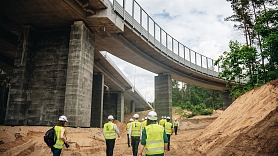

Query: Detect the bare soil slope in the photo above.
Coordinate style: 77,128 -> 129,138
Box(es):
0,79 -> 278,155
192,79 -> 278,155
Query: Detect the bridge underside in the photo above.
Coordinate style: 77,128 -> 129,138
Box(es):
2,21 -> 151,127
0,0 -> 233,126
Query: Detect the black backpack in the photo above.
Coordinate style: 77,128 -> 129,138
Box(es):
44,126 -> 57,146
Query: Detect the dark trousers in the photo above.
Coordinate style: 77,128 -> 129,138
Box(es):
174,126 -> 178,135
131,136 -> 140,156
166,134 -> 171,150
127,134 -> 130,147
106,139 -> 115,156
51,146 -> 62,156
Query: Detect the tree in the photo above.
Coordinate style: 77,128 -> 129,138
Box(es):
254,9 -> 278,81
215,41 -> 261,97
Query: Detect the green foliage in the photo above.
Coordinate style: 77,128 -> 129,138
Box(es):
216,7 -> 278,98
255,9 -> 278,82
215,41 -> 264,97
172,81 -> 222,118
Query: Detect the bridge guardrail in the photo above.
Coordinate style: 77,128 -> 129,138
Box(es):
111,0 -> 222,79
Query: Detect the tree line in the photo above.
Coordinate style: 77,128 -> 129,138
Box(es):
216,0 -> 278,97
172,80 -> 223,118
172,0 -> 277,117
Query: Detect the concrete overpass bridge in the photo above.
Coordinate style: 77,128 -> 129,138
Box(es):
0,0 -> 233,127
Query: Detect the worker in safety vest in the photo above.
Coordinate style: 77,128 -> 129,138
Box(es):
138,111 -> 168,156
165,116 -> 174,151
159,116 -> 165,127
173,118 -> 180,135
103,115 -> 120,156
126,118 -> 134,147
51,115 -> 69,156
141,117 -> 147,131
129,113 -> 142,156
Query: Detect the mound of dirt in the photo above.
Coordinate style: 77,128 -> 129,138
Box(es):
192,79 -> 278,155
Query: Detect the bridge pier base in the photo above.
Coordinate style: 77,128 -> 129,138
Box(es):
103,91 -> 124,125
91,73 -> 104,128
222,91 -> 234,109
130,100 -> 135,113
116,92 -> 124,122
5,26 -> 73,126
64,21 -> 95,127
154,73 -> 172,119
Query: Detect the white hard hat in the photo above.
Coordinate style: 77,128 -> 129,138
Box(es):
58,115 -> 68,122
145,117 -> 147,120
108,115 -> 114,120
166,116 -> 170,119
147,111 -> 157,120
133,114 -> 139,118
163,116 -> 166,119
142,118 -> 145,121
129,118 -> 134,122
175,118 -> 177,120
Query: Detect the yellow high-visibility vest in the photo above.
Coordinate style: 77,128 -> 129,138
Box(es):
126,122 -> 131,131
53,126 -> 65,149
141,120 -> 147,130
165,122 -> 172,134
159,119 -> 165,126
174,121 -> 179,126
131,121 -> 141,136
145,124 -> 165,155
103,122 -> 116,140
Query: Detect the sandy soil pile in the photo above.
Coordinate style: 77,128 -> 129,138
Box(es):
191,79 -> 278,155
0,79 -> 278,155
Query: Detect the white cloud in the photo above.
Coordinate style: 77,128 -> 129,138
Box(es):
107,0 -> 246,102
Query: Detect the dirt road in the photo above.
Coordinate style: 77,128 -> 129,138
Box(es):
0,121 -> 207,156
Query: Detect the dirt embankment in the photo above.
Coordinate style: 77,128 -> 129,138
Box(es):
1,79 -> 278,155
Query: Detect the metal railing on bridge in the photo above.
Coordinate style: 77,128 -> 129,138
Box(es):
111,0 -> 223,78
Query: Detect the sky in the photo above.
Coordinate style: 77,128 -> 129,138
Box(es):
107,0 -> 245,102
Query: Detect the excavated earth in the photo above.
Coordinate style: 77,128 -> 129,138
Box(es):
0,79 -> 278,156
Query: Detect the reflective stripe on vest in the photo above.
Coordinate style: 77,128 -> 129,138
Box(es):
165,122 -> 172,134
104,122 -> 116,140
145,124 -> 165,155
174,121 -> 178,126
131,121 -> 141,136
53,126 -> 65,149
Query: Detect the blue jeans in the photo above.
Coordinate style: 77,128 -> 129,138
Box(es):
51,146 -> 62,156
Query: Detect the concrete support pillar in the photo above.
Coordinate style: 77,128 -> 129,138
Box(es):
91,73 -> 104,128
5,26 -> 71,126
64,21 -> 95,127
154,74 -> 172,118
116,92 -> 124,122
222,91 -> 233,109
5,26 -> 34,125
103,92 -> 118,126
130,100 -> 135,113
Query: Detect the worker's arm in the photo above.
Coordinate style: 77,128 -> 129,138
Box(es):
138,128 -> 146,156
60,128 -> 67,143
163,130 -> 168,151
114,124 -> 120,138
129,123 -> 133,138
138,144 -> 145,156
